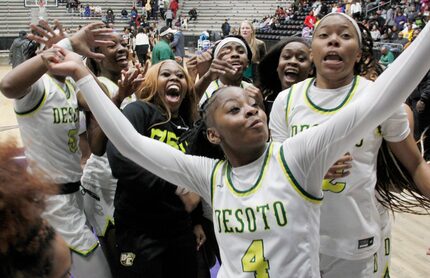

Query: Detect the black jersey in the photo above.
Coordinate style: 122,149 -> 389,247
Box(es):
107,101 -> 192,236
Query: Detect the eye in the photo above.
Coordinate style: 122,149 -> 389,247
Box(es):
318,33 -> 328,39
341,33 -> 352,39
176,72 -> 184,79
297,55 -> 307,62
228,106 -> 240,114
161,72 -> 170,77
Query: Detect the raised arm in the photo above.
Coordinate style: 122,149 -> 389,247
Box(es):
284,22 -> 430,195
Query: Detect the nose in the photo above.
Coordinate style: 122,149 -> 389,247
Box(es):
327,34 -> 340,47
287,56 -> 299,65
245,104 -> 258,117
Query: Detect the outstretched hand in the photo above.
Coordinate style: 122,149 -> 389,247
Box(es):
41,46 -> 88,80
28,19 -> 66,49
69,22 -> 115,61
117,61 -> 149,104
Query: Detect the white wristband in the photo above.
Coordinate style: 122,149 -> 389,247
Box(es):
57,38 -> 73,51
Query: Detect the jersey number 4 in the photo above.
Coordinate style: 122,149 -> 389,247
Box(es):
241,240 -> 270,278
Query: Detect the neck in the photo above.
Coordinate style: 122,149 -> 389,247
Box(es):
223,143 -> 266,167
315,74 -> 355,89
49,73 -> 66,83
219,75 -> 242,87
100,69 -> 121,83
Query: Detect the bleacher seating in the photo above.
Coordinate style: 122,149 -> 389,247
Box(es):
178,0 -> 287,36
0,0 -> 134,38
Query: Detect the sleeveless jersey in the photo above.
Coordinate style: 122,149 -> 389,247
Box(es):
15,74 -> 82,184
279,77 -> 409,259
211,142 -> 321,278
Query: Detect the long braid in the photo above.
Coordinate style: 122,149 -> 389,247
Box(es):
180,91 -> 224,159
376,140 -> 430,214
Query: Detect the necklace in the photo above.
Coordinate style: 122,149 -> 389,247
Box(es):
170,116 -> 189,131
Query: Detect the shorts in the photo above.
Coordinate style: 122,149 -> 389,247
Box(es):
374,211 -> 392,278
43,192 -> 99,256
320,253 -> 376,278
82,179 -> 116,236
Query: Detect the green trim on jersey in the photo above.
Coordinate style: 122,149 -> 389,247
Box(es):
305,76 -> 359,114
277,145 -> 323,204
69,241 -> 99,256
224,143 -> 273,197
284,86 -> 294,126
48,75 -> 75,100
15,90 -> 47,116
211,160 -> 225,205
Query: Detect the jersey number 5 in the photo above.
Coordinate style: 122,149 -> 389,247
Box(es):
241,240 -> 270,278
68,129 -> 78,153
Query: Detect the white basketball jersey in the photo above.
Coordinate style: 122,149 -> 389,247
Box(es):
282,77 -> 408,259
15,74 -> 82,184
199,79 -> 252,107
212,143 -> 321,278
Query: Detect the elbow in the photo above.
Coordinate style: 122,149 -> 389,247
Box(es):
0,79 -> 16,99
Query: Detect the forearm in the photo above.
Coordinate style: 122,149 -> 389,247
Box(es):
412,161 -> 430,199
0,55 -> 47,99
195,72 -> 214,100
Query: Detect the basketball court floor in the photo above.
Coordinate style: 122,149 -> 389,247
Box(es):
0,65 -> 428,277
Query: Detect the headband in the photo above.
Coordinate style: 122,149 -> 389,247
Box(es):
213,37 -> 248,59
315,12 -> 362,47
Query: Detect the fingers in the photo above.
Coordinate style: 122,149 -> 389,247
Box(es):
53,19 -> 65,37
85,52 -> 105,62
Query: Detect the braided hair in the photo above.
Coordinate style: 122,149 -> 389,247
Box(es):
180,90 -> 224,159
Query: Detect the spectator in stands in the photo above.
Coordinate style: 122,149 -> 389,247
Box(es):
134,27 -> 150,64
189,7 -> 198,21
350,0 -> 362,19
166,9 -> 173,28
379,45 -> 395,66
145,0 -> 152,20
170,26 -> 185,65
239,20 -> 266,81
394,10 -> 407,30
395,31 -> 409,46
304,10 -> 317,29
221,19 -> 231,37
84,4 -> 91,17
106,8 -> 115,24
371,24 -> 382,41
131,6 -> 138,20
9,31 -> 31,68
404,27 -> 421,48
385,6 -> 395,28
182,16 -> 188,30
159,0 -> 165,20
121,8 -> 128,19
170,0 -> 179,18
152,26 -> 176,65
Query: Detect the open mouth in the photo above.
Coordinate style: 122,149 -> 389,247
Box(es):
323,52 -> 343,63
165,84 -> 181,102
283,68 -> 299,80
116,54 -> 129,67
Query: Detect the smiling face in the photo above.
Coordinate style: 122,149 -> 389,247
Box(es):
311,15 -> 362,88
157,60 -> 188,114
99,33 -> 129,73
277,41 -> 312,89
217,41 -> 249,78
206,87 -> 268,162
